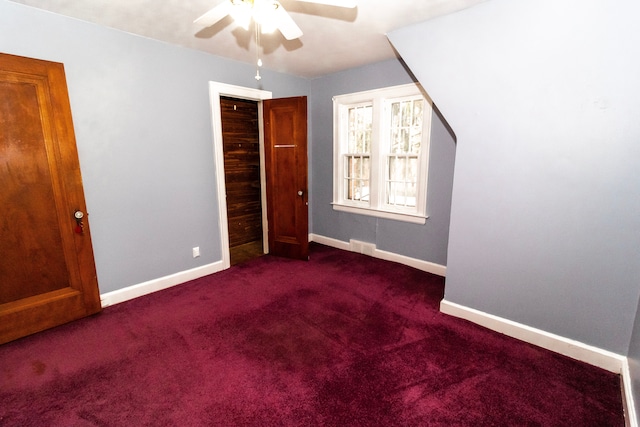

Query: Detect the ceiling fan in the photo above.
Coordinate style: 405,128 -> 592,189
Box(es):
194,0 -> 357,41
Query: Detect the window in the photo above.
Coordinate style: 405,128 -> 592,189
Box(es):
332,83 -> 432,224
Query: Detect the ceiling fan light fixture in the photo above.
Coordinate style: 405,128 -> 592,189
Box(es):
229,1 -> 253,30
260,22 -> 278,34
253,1 -> 280,33
195,0 -> 358,80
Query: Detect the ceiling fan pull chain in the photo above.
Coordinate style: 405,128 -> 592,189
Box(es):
255,22 -> 262,80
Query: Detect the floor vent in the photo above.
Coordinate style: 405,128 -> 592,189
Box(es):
349,239 -> 376,256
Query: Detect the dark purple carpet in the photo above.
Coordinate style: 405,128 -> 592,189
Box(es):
0,244 -> 624,425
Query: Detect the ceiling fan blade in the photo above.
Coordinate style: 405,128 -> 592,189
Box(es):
274,4 -> 303,40
295,0 -> 357,8
194,1 -> 233,27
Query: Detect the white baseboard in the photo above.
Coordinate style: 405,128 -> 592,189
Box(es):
309,233 -> 351,251
100,261 -> 225,308
309,233 -> 446,277
621,359 -> 638,427
440,299 -> 625,373
374,248 -> 446,277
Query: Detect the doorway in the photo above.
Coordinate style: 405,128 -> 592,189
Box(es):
208,82 -> 309,268
209,83 -> 272,269
220,96 -> 264,265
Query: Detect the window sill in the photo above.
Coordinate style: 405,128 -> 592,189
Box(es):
332,203 -> 427,225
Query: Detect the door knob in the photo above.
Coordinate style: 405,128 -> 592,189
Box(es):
297,190 -> 304,196
74,210 -> 84,234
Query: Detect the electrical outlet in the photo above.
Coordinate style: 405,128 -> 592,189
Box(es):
192,247 -> 200,258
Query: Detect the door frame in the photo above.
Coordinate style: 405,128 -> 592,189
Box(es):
209,82 -> 272,269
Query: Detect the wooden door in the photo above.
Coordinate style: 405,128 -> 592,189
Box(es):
220,96 -> 264,265
0,53 -> 101,344
263,97 -> 309,260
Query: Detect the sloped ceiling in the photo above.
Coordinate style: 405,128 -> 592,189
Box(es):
8,0 -> 485,77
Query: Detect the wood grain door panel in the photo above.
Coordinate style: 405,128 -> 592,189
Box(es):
0,53 -> 101,344
263,97 -> 308,260
0,79 -> 70,302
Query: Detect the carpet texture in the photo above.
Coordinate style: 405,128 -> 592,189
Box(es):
0,244 -> 624,425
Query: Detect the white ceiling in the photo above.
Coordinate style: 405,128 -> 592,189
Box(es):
8,0 -> 485,78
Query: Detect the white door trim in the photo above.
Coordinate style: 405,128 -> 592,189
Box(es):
208,82 -> 272,269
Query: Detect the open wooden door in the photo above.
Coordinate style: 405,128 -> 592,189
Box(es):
0,53 -> 101,344
263,97 -> 308,260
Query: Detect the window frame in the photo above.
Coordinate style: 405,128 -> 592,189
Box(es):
332,83 -> 432,224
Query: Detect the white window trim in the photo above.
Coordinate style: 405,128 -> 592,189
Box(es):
332,83 -> 432,225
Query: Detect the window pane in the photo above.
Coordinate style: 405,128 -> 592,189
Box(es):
390,129 -> 400,154
345,155 -> 370,202
410,100 -> 423,154
388,156 -> 404,181
386,155 -> 418,207
384,96 -> 424,210
402,101 -> 412,127
346,178 -> 370,201
348,105 -> 372,153
412,100 -> 423,127
389,99 -> 423,155
387,181 -> 417,207
347,155 -> 370,179
408,157 -> 418,183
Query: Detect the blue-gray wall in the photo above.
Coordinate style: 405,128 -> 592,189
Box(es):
388,0 -> 640,356
309,60 -> 456,265
0,0 -> 308,293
